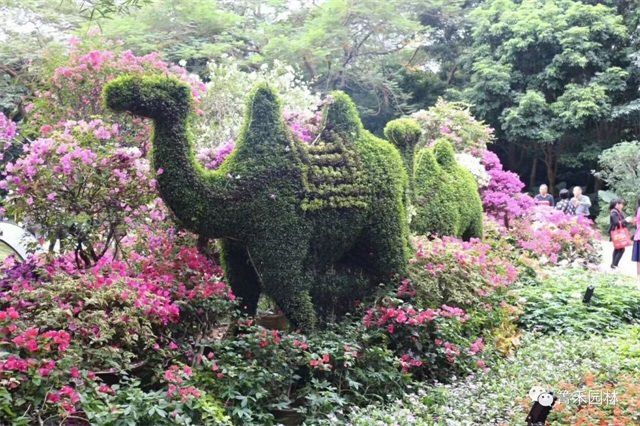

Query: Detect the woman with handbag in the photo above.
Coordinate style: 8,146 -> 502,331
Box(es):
609,198 -> 631,269
631,198 -> 640,278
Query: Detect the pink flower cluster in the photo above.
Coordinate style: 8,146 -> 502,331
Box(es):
399,353 -> 423,373
197,140 -> 236,170
363,303 -> 468,330
46,385 -> 80,414
480,150 -> 535,226
3,325 -> 70,355
412,236 -> 520,297
0,113 -> 17,159
511,206 -> 600,264
309,353 -> 332,371
27,42 -> 204,156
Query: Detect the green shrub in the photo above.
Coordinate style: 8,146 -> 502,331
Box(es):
384,118 -> 483,239
383,118 -> 422,198
195,321 -> 408,425
433,139 -> 483,239
516,268 -> 640,335
104,75 -> 411,330
411,147 -> 459,236
410,139 -> 482,239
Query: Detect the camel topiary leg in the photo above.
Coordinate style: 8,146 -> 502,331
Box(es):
463,212 -> 484,241
359,206 -> 410,279
219,239 -> 261,315
248,233 -> 316,331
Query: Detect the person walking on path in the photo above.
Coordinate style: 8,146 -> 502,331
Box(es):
555,189 -> 575,215
571,186 -> 591,217
631,198 -> 640,279
534,184 -> 555,207
608,199 -> 631,269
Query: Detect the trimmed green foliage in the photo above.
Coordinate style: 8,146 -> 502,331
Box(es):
433,139 -> 483,239
383,119 -> 422,187
385,119 -> 483,239
104,75 -> 410,331
412,148 -> 458,236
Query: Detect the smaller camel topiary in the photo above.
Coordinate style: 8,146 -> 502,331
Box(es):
385,120 -> 483,240
104,75 -> 410,331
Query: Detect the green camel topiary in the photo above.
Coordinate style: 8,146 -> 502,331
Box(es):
104,75 -> 410,331
385,120 -> 483,240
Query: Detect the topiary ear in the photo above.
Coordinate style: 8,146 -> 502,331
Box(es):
324,91 -> 364,140
433,138 -> 456,169
241,83 -> 288,147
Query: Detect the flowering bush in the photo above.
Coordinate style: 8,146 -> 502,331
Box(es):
411,98 -> 494,153
510,207 -> 601,265
0,112 -> 18,168
480,150 -> 535,227
193,59 -> 321,150
406,236 -> 519,308
0,112 -> 16,145
455,152 -> 490,187
25,37 -> 204,154
0,231 -> 235,423
1,38 -> 206,267
0,120 -> 164,266
362,293 -> 491,382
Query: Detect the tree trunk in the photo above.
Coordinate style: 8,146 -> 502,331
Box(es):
529,156 -> 538,192
544,145 -> 558,194
506,144 -> 519,172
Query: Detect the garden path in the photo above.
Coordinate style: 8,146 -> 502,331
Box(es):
599,240 -> 637,278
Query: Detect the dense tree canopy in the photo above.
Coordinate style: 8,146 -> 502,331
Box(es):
464,0 -> 638,192
3,0 -> 640,194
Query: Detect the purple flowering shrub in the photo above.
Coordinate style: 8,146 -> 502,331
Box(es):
0,112 -> 17,149
479,152 -> 599,265
480,150 -> 535,227
1,39 -> 206,267
1,120 -> 165,266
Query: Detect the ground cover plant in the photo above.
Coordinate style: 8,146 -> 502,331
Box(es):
517,269 -> 640,335
345,327 -> 640,425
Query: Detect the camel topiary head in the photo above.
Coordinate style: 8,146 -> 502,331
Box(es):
104,75 -> 192,120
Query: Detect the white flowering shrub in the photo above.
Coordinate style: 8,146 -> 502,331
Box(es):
411,99 -> 494,153
193,59 -> 321,149
455,152 -> 491,187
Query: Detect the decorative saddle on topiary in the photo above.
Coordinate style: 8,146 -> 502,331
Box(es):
104,75 -> 410,331
297,131 -> 368,211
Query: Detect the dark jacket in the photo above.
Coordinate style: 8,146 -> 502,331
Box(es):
608,208 -> 627,240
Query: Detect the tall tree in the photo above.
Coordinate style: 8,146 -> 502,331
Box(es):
464,0 -> 634,191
